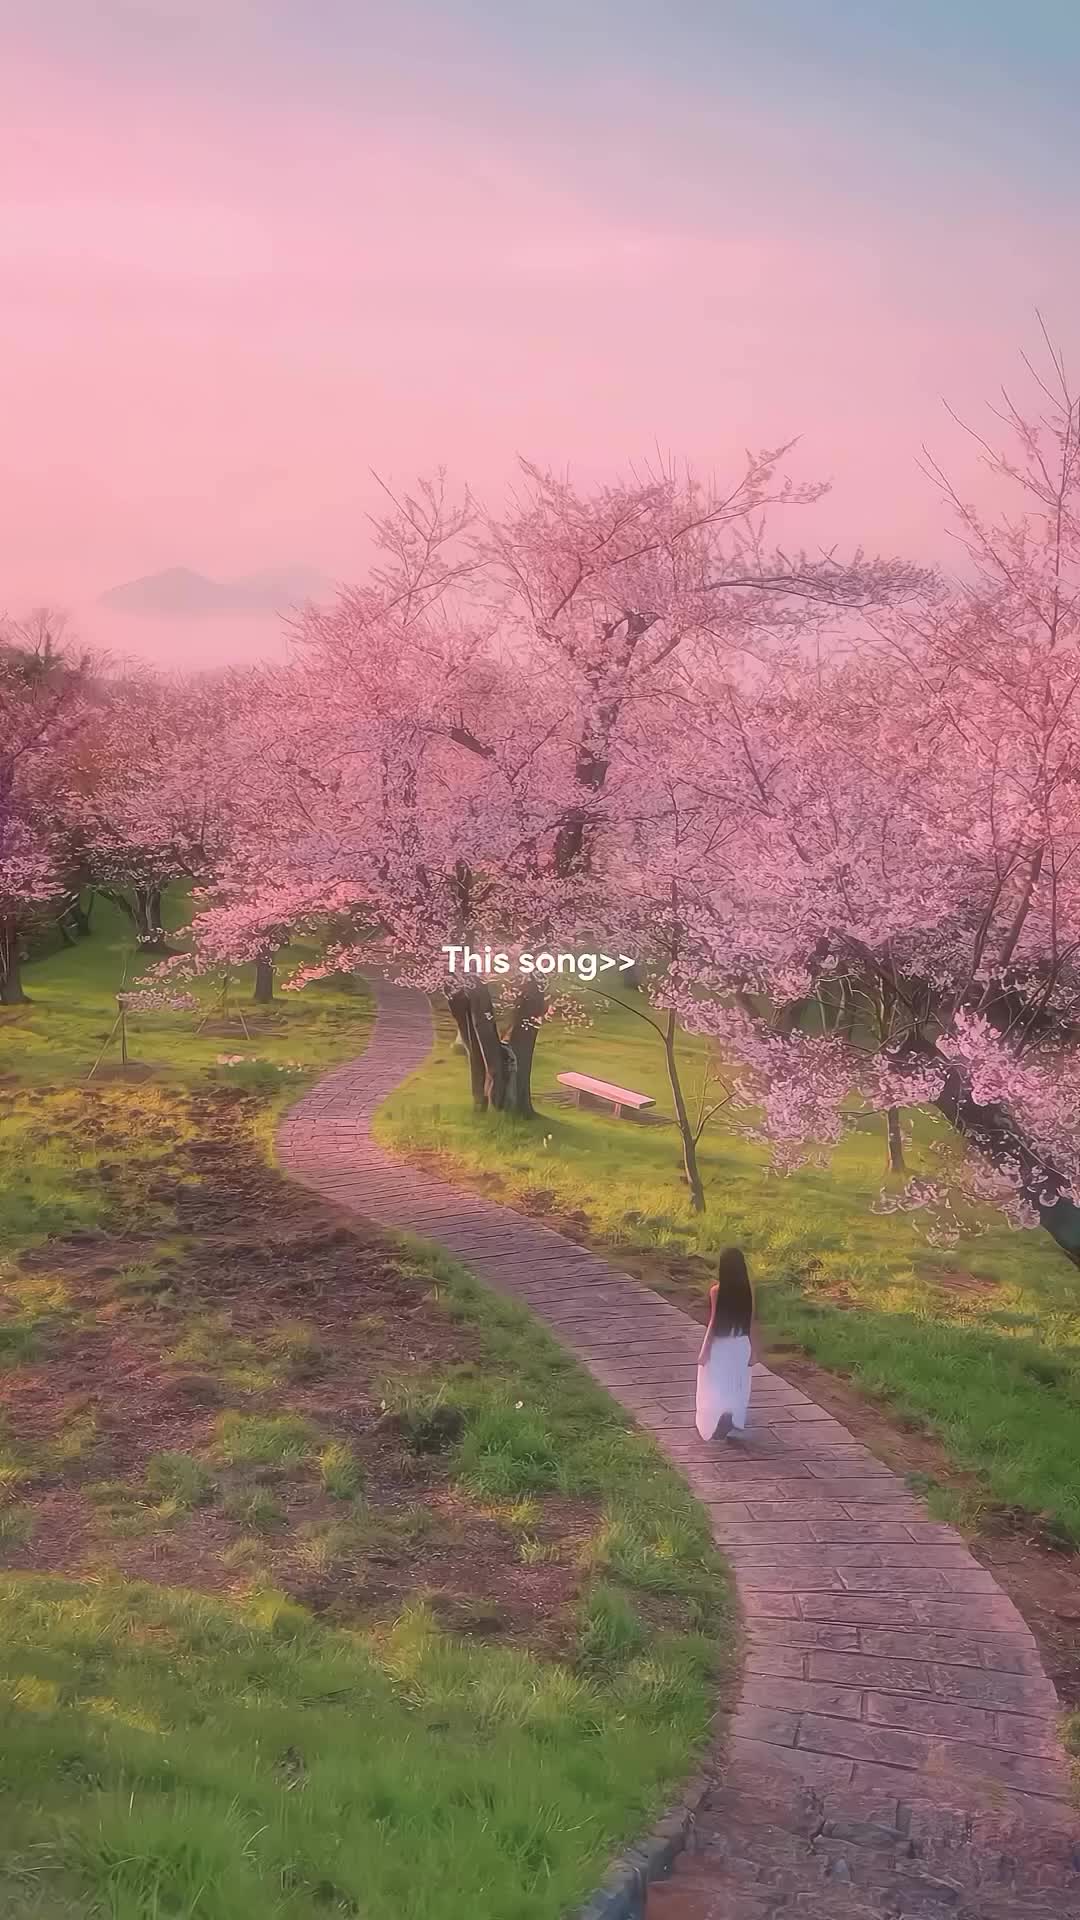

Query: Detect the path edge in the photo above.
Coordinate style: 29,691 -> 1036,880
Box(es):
276,990 -> 737,1919
572,1767 -> 716,1920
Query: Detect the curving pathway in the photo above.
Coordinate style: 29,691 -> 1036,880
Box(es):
278,978 -> 1080,1917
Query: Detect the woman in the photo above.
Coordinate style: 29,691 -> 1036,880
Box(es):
696,1246 -> 755,1442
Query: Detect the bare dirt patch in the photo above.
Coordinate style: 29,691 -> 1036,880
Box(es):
0,1084 -> 602,1657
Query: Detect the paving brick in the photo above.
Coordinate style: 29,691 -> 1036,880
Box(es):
744,1648 -> 809,1679
797,1712 -> 933,1770
738,1569 -> 847,1593
803,1456 -> 894,1478
936,1568 -> 1001,1593
836,1569 -> 952,1595
863,1690 -> 995,1742
740,1590 -> 802,1618
993,1712 -> 1066,1757
712,1522 -> 819,1545
745,1500 -> 854,1522
929,1664 -> 1059,1714
838,1503 -> 925,1525
857,1628 -> 1029,1670
727,1703 -> 802,1746
913,1597 -> 1030,1631
798,1593 -> 923,1626
742,1674 -> 863,1719
726,1545 -> 884,1569
728,1735 -> 856,1789
807,1521 -> 920,1543
794,1480 -> 916,1504
750,1619 -> 861,1652
807,1652 -> 933,1694
903,1523 -> 968,1546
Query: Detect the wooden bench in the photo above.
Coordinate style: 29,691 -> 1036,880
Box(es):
557,1071 -> 656,1119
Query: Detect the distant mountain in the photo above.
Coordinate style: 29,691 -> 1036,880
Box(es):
99,565 -> 331,616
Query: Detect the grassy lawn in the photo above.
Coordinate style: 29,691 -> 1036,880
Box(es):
0,916 -> 734,1919
375,992 -> 1080,1549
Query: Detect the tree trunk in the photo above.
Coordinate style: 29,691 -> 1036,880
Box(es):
100,885 -> 170,951
933,1065 -> 1080,1268
449,977 -> 543,1118
0,924 -> 28,1004
885,1106 -> 905,1173
253,953 -> 275,1003
469,983 -> 512,1110
447,987 -> 489,1110
136,886 -> 164,945
663,1008 -> 706,1213
507,976 -> 545,1117
447,986 -> 495,1111
777,996 -> 811,1037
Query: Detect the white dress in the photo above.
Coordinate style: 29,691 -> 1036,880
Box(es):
696,1331 -> 752,1440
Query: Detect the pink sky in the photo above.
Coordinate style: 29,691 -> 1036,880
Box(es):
1,25 -> 1077,665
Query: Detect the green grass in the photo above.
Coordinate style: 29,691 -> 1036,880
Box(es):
211,1412 -> 320,1469
0,1245 -> 733,1920
389,1238 -> 733,1641
376,996 -> 1080,1544
0,1574 -> 717,1920
0,910 -> 736,1919
0,893 -> 375,1269
2,890 -> 374,1105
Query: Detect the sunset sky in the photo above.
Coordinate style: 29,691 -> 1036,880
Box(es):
1,1 -> 1076,664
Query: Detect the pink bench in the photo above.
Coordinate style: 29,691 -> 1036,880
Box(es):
557,1071 -> 655,1119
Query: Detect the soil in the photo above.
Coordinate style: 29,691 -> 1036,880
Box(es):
194,1014 -> 287,1037
85,1062 -> 156,1083
0,1084 -> 601,1659
390,1143 -> 1080,1715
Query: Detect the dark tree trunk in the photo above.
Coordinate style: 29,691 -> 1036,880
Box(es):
470,983 -> 512,1110
778,996 -> 811,1037
141,887 -> 164,944
663,1008 -> 706,1213
253,953 -> 275,1003
885,1106 -> 905,1173
933,1065 -> 1080,1268
99,885 -> 170,951
0,925 -> 28,1004
447,987 -> 489,1110
507,976 -> 545,1117
449,976 -> 544,1119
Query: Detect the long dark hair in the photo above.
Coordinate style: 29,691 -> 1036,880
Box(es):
707,1247 -> 753,1338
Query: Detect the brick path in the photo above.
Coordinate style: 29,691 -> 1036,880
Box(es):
278,978 -> 1080,1917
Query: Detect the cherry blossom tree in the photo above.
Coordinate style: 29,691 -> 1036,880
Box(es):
657,346 -> 1080,1264
232,454 -> 924,1118
0,617 -> 89,1002
74,670 -> 249,949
